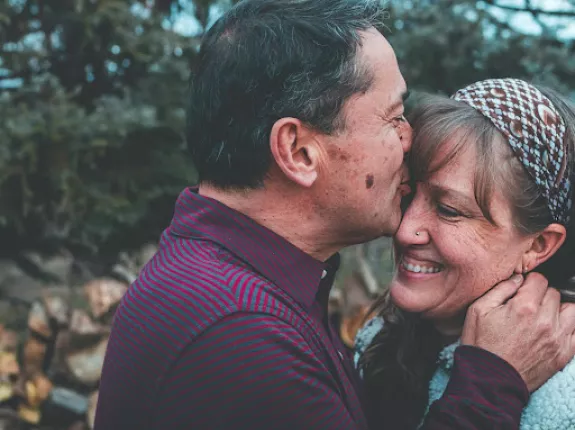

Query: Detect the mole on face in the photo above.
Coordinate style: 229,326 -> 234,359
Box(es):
365,174 -> 374,189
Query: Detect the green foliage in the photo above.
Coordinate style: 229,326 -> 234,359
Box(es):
0,0 -> 199,255
0,0 -> 573,257
386,0 -> 575,96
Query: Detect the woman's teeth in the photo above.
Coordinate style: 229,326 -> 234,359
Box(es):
402,261 -> 442,274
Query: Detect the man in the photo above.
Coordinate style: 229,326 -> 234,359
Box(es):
94,0 -> 575,429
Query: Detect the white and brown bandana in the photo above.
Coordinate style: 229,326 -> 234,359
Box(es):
452,78 -> 572,225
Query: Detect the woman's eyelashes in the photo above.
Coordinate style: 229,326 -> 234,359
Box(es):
436,203 -> 463,219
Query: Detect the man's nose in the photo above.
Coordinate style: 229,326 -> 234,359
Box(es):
401,122 -> 413,153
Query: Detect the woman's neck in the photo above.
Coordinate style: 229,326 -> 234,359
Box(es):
433,313 -> 465,346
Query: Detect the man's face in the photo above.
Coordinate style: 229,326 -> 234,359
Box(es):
313,29 -> 412,244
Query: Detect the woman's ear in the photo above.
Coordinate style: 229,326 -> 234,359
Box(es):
521,223 -> 567,272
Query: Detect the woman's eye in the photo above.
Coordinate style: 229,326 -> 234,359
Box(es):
437,204 -> 461,218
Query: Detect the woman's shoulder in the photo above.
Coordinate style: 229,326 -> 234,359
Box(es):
353,316 -> 384,368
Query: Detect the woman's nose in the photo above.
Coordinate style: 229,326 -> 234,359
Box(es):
396,194 -> 430,246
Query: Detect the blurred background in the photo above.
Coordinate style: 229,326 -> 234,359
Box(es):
0,0 -> 574,428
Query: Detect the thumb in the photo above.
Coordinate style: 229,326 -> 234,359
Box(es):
475,274 -> 523,311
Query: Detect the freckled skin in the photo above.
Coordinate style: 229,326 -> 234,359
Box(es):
310,29 -> 412,242
390,141 -> 533,326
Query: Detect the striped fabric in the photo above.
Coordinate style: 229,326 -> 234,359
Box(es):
94,188 -> 528,430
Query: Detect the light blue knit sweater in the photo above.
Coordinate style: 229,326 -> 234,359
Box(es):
354,317 -> 575,430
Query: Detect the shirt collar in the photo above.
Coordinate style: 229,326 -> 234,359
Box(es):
168,187 -> 340,309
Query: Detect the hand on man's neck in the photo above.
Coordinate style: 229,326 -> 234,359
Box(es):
199,181 -> 342,262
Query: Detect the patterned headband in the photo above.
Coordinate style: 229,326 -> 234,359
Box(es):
451,78 -> 572,226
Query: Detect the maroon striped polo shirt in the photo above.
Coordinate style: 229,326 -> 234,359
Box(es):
94,187 -> 528,430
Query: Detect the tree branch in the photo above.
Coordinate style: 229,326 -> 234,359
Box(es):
525,0 -> 553,35
483,0 -> 575,17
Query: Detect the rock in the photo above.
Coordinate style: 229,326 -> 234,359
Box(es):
69,310 -> 107,338
136,244 -> 157,269
17,374 -> 53,424
46,386 -> 89,417
339,307 -> 373,349
109,264 -> 136,285
0,385 -> 13,405
337,271 -> 376,349
0,353 -> 19,380
0,409 -> 23,430
26,374 -> 53,408
19,250 -> 74,285
65,337 -> 108,386
0,261 -> 45,304
0,327 -> 18,353
0,351 -> 19,404
43,294 -> 70,327
27,302 -> 52,340
21,338 -> 47,377
86,391 -> 98,429
83,278 -> 127,321
16,404 -> 39,424
112,243 -> 158,284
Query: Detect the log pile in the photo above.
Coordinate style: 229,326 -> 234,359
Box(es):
0,278 -> 128,430
0,244 -> 158,430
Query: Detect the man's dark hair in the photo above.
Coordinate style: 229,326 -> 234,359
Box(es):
186,0 -> 388,188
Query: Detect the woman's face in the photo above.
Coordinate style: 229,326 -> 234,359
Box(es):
390,137 -> 533,326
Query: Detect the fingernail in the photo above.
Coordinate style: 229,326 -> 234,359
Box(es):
512,274 -> 523,284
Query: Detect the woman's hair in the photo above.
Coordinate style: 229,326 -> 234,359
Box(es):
359,85 -> 575,429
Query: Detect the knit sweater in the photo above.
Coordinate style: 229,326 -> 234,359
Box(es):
354,317 -> 575,430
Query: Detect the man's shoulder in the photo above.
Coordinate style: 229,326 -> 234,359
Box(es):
124,235 -> 305,340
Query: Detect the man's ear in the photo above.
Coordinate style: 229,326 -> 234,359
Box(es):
269,117 -> 323,188
521,223 -> 567,273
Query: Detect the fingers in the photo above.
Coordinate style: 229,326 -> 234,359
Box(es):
540,287 -> 561,321
461,274 -> 523,345
555,302 -> 575,368
509,272 -> 549,306
559,302 -> 575,337
472,274 -> 523,313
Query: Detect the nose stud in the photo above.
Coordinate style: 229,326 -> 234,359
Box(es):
415,231 -> 421,236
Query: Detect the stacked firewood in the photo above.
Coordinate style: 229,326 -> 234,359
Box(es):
0,277 -> 128,430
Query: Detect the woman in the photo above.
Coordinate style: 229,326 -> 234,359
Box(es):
354,78 -> 575,430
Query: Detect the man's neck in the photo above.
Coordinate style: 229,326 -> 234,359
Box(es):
199,182 -> 341,262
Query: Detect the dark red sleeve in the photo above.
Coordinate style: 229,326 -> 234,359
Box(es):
421,345 -> 529,430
